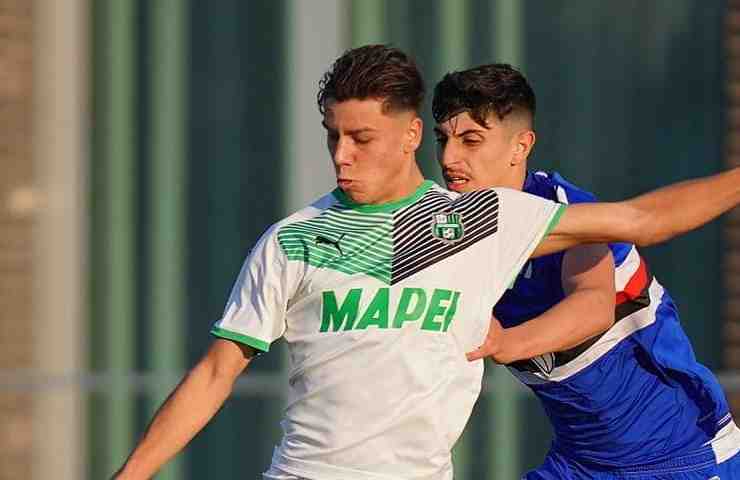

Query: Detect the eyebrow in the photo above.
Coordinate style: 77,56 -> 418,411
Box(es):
434,126 -> 485,137
321,122 -> 377,135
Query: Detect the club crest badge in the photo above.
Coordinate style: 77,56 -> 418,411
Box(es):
431,212 -> 464,242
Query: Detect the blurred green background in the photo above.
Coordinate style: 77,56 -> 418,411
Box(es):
3,1 -> 729,479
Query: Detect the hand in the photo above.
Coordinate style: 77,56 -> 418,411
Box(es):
466,313 -> 506,363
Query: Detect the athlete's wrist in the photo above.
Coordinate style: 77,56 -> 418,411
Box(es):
493,329 -> 521,364
112,454 -> 158,480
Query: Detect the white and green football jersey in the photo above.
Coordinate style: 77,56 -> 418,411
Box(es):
212,180 -> 564,480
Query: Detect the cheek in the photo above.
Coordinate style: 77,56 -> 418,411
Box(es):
467,153 -> 488,175
373,143 -> 403,173
469,150 -> 504,184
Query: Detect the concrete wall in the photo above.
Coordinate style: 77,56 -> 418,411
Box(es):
0,1 -> 34,478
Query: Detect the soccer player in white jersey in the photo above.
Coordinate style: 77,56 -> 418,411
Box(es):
114,45 -> 740,480
433,64 -> 740,478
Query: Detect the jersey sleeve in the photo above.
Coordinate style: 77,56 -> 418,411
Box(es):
550,172 -> 597,204
210,225 -> 295,353
491,187 -> 566,300
550,172 -> 633,267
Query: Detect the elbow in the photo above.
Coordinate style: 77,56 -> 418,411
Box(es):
627,203 -> 683,247
191,356 -> 245,396
625,205 -> 660,246
595,309 -> 615,335
593,293 -> 615,335
578,289 -> 614,338
634,226 -> 678,248
210,362 -> 247,393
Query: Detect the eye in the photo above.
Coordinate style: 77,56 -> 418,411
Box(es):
354,136 -> 372,145
462,137 -> 481,146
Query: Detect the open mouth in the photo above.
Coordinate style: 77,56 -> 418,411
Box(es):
444,174 -> 470,191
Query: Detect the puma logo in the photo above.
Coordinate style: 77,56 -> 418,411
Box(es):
315,233 -> 346,256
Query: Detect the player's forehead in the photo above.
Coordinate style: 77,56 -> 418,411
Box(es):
435,111 -> 490,136
323,97 -> 413,134
323,98 -> 390,128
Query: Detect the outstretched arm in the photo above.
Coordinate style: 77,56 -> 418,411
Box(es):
534,167 -> 740,257
468,244 -> 615,363
113,339 -> 255,479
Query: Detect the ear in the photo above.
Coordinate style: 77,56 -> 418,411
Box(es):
403,116 -> 423,153
511,129 -> 536,166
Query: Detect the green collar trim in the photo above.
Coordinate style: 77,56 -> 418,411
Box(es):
332,180 -> 434,213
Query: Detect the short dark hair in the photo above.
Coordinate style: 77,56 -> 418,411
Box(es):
432,63 -> 535,127
317,44 -> 425,115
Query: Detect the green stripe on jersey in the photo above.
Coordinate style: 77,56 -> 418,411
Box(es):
211,327 -> 271,352
277,206 -> 394,283
544,204 -> 566,237
331,180 -> 434,213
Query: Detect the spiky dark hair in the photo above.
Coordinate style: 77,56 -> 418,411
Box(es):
433,63 -> 535,126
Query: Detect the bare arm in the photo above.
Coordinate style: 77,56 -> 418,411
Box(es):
467,244 -> 615,363
114,339 -> 256,479
533,167 -> 740,257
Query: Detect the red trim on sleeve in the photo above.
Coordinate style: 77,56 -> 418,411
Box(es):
615,256 -> 649,305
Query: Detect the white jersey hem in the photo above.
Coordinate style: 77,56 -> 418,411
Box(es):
269,448 -> 453,480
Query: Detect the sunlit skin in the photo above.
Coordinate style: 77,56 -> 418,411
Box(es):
435,110 -> 618,366
434,110 -> 536,193
323,98 -> 425,205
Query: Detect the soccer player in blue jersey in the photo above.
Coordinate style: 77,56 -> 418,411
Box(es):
114,46 -> 740,479
432,63 -> 740,479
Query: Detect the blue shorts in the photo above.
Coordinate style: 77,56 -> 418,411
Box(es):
524,448 -> 740,480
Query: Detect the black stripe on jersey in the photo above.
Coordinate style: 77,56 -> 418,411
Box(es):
509,273 -> 654,376
614,281 -> 652,321
390,189 -> 499,285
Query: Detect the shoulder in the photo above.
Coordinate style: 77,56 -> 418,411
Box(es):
253,192 -> 340,252
531,173 -> 632,269
525,171 -> 597,204
489,186 -> 555,208
272,192 -> 338,231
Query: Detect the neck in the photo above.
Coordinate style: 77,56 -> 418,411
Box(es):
512,168 -> 526,191
378,161 -> 425,204
498,165 -> 527,191
397,163 -> 426,197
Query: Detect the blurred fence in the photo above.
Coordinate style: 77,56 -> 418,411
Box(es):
2,365 -> 740,479
0,1 -> 733,479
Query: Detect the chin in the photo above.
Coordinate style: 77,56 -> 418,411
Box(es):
342,188 -> 369,204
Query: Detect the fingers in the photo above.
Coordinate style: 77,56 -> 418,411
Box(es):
468,313 -> 502,362
466,347 -> 487,362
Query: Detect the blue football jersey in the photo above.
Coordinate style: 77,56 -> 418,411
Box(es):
494,171 -> 734,466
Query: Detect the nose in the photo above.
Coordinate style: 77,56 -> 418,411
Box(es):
332,137 -> 353,168
439,142 -> 460,170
